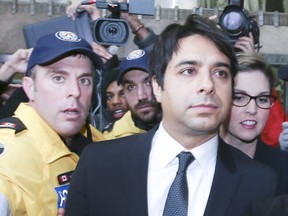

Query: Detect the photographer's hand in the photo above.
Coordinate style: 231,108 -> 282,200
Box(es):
91,42 -> 112,64
118,0 -> 149,40
279,122 -> 288,151
234,32 -> 256,54
0,48 -> 32,82
66,0 -> 82,20
66,0 -> 101,21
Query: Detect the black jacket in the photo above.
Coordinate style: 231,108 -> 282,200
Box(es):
254,138 -> 288,194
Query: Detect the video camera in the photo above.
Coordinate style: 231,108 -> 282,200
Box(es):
84,0 -> 155,46
219,0 -> 260,46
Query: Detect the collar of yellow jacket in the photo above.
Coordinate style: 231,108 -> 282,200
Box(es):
14,103 -> 78,164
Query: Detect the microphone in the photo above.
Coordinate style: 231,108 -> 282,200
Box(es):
278,64 -> 288,81
108,45 -> 119,56
104,45 -> 120,71
80,0 -> 96,5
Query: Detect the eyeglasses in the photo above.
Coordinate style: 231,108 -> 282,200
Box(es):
232,92 -> 277,109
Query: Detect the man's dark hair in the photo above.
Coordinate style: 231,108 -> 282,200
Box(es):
149,14 -> 238,89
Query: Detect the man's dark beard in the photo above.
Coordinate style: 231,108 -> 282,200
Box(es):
132,101 -> 161,131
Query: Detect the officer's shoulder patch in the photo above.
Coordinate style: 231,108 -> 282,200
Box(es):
0,117 -> 27,134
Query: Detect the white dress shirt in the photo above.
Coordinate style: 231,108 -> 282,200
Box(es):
147,123 -> 218,216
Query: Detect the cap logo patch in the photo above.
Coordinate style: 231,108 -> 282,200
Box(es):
55,31 -> 81,42
126,49 -> 145,60
0,143 -> 6,156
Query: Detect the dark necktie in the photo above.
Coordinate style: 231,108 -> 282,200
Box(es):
163,151 -> 194,216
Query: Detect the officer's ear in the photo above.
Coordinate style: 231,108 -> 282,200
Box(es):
151,75 -> 162,103
22,76 -> 36,101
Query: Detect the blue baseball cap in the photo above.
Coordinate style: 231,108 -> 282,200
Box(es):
26,31 -> 103,75
117,49 -> 150,84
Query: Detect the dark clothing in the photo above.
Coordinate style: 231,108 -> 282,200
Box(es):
65,126 -> 278,216
0,87 -> 28,119
0,80 -> 9,94
134,27 -> 158,53
64,132 -> 91,156
94,108 -> 115,132
254,138 -> 288,194
100,67 -> 120,109
250,194 -> 288,216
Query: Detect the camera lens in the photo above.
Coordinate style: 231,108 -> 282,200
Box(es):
222,11 -> 243,32
107,26 -> 118,36
103,22 -> 121,38
93,18 -> 129,46
100,21 -> 126,43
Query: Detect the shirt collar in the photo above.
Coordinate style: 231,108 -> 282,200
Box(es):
150,122 -> 218,171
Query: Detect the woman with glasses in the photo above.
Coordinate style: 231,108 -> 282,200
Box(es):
220,52 -> 288,194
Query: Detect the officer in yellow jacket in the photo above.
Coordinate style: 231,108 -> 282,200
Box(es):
0,31 -> 104,215
103,49 -> 161,140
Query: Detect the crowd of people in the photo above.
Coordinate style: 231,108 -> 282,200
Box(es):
0,1 -> 288,216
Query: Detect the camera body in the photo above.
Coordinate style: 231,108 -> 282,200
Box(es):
219,0 -> 260,45
92,0 -> 155,46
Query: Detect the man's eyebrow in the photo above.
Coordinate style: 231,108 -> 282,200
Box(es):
144,76 -> 150,82
123,76 -> 149,84
79,72 -> 94,77
123,79 -> 134,85
175,60 -> 197,68
174,60 -> 230,69
44,68 -> 68,76
45,68 -> 93,77
215,62 -> 231,69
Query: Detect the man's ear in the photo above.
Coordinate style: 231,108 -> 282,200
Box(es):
22,76 -> 35,101
151,75 -> 162,103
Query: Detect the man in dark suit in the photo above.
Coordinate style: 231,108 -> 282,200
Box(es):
65,14 -> 278,216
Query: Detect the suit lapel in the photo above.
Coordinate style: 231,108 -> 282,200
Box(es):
204,138 -> 242,216
120,128 -> 157,216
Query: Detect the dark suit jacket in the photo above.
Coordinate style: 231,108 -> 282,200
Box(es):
249,194 -> 288,216
65,127 -> 278,216
254,139 -> 288,194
